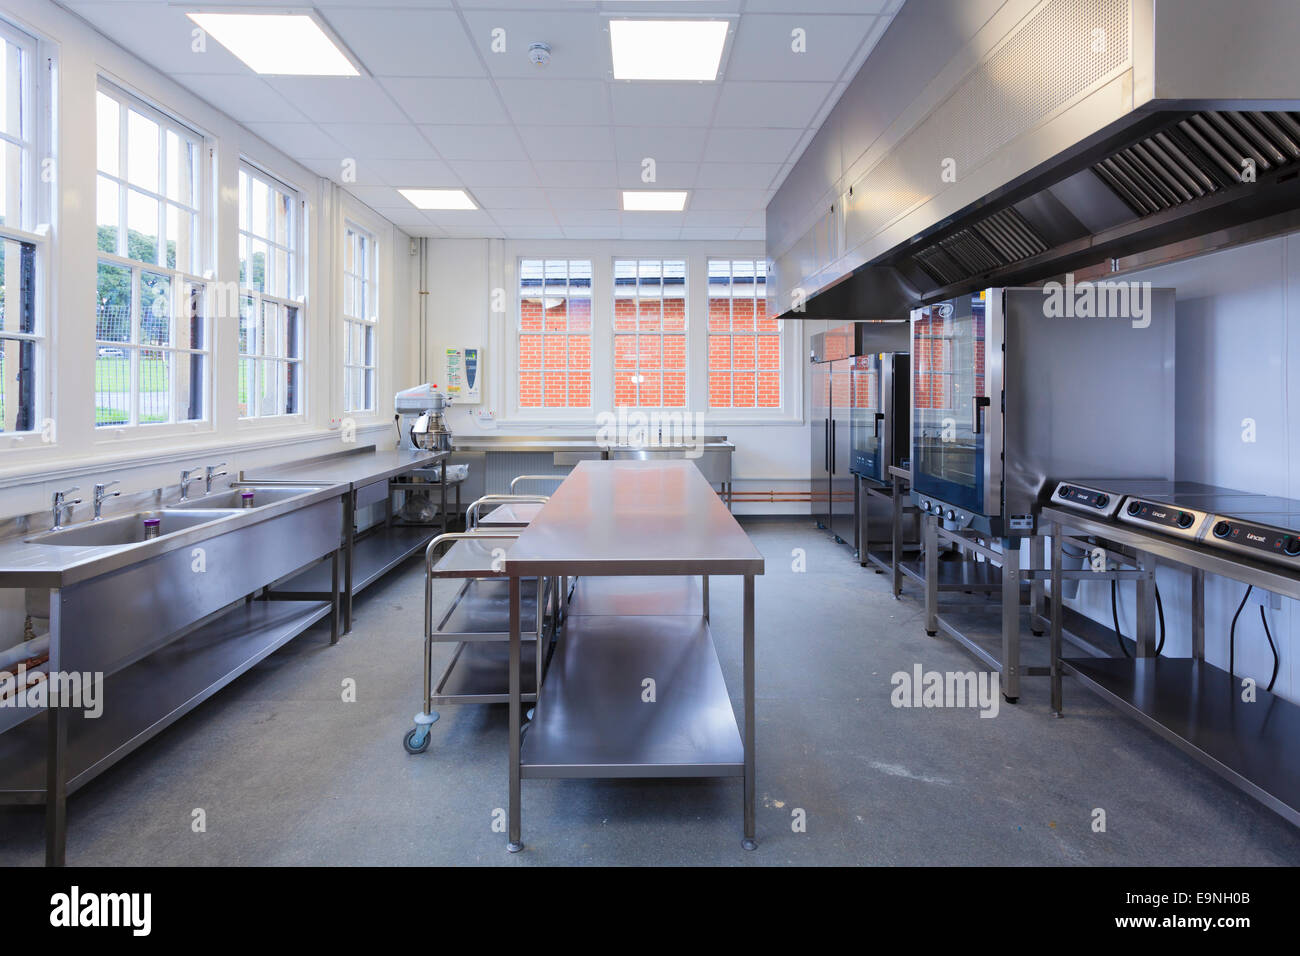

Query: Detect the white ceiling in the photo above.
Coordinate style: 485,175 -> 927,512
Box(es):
60,0 -> 903,240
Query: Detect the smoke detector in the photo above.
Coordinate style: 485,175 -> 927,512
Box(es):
528,42 -> 552,66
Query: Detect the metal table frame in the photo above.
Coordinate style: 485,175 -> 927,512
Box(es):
857,466 -> 922,598
1041,503 -> 1300,826
501,460 -> 763,853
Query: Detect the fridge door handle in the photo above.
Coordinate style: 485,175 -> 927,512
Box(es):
825,419 -> 830,472
874,411 -> 884,438
972,396 -> 990,435
829,419 -> 835,474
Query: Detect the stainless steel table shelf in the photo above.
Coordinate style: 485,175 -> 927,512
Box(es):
521,614 -> 743,778
435,641 -> 538,705
273,525 -> 433,597
567,575 -> 704,616
1062,656 -> 1300,827
0,598 -> 331,801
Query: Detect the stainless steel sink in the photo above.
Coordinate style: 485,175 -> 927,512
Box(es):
27,509 -> 243,547
169,485 -> 323,509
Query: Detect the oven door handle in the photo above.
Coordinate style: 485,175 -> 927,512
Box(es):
972,396 -> 990,435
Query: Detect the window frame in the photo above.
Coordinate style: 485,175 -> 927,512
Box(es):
341,220 -> 378,415
706,257 -> 782,414
611,256 -> 689,411
0,18 -> 49,443
93,78 -> 212,436
516,257 -> 593,412
236,160 -> 306,423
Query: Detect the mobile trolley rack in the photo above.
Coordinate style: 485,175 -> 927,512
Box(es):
404,531 -> 558,754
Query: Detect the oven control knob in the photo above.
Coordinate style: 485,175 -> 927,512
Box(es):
1213,521 -> 1232,538
1285,536 -> 1300,556
1058,485 -> 1072,498
1095,494 -> 1109,508
921,499 -> 931,511
946,509 -> 955,520
1127,501 -> 1142,516
1177,512 -> 1195,529
932,503 -> 943,516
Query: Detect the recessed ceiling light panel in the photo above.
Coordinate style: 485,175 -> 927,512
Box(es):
186,13 -> 360,76
622,190 -> 688,211
609,20 -> 729,81
400,188 -> 478,210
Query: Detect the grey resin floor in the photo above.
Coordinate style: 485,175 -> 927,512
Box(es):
3,517 -> 1299,866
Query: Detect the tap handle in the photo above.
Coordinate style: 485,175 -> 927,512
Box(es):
53,486 -> 79,502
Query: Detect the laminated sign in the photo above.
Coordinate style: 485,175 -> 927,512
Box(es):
445,347 -> 481,404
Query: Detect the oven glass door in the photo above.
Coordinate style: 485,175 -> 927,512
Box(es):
849,353 -> 882,481
911,293 -> 988,514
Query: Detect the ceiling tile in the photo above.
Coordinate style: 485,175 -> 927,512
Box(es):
470,186 -> 551,208
380,78 -> 510,125
170,74 -> 305,123
726,15 -> 877,82
736,226 -> 766,240
318,123 -> 436,160
678,226 -> 741,240
714,81 -> 834,128
546,188 -> 620,210
343,185 -> 413,210
742,0 -> 894,12
531,161 -> 618,187
67,2 -> 250,75
562,226 -> 623,240
495,79 -> 610,125
553,209 -> 621,227
609,83 -> 719,127
695,163 -> 782,189
614,162 -> 698,189
683,209 -> 754,228
244,123 -> 345,160
500,226 -> 566,239
266,77 -> 408,124
490,208 -> 560,227
703,127 -> 803,164
517,125 -> 614,161
447,159 -> 539,187
421,208 -> 497,226
419,125 -> 525,160
441,225 -> 507,238
614,127 -> 710,164
324,9 -> 484,77
690,189 -> 775,210
366,158 -> 460,188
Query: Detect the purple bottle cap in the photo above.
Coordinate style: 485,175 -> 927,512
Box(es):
143,518 -> 161,527
241,491 -> 255,498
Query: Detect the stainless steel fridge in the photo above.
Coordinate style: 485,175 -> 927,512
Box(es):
811,321 -> 910,546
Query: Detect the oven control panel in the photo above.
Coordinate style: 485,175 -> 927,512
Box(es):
1117,497 -> 1208,539
1202,514 -> 1300,567
1050,482 -> 1121,519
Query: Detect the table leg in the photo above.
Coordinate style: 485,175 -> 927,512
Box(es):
1030,534 -> 1045,636
1192,568 -> 1205,660
330,550 -> 340,645
440,459 -> 448,532
508,575 -> 523,853
924,515 -> 938,636
1001,539 -> 1020,703
45,591 -> 66,867
742,573 -> 756,851
343,489 -> 355,634
702,574 -> 710,622
890,483 -> 902,598
1135,552 -> 1155,658
1050,526 -> 1063,716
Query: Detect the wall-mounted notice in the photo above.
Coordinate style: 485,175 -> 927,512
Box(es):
444,347 -> 481,404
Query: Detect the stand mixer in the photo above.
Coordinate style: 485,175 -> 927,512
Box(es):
394,383 -> 452,452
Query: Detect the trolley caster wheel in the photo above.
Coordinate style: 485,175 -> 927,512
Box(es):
403,728 -> 431,754
1032,629 -> 1045,637
1003,695 -> 1019,704
741,838 -> 757,851
1051,710 -> 1064,719
925,630 -> 937,637
507,841 -> 524,854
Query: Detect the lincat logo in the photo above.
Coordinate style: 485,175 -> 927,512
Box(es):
49,886 -> 151,936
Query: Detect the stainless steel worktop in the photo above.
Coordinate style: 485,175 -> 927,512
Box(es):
0,484 -> 347,589
240,446 -> 448,488
505,458 -> 763,577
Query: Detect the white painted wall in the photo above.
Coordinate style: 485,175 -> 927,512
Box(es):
0,0 -> 414,522
421,238 -> 812,514
1063,233 -> 1300,702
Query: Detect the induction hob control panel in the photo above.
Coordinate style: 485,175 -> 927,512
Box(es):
1049,481 -> 1122,518
1117,496 -> 1208,540
1203,514 -> 1300,568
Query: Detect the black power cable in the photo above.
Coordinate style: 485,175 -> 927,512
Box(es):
1259,605 -> 1279,692
1110,578 -> 1166,658
1229,585 -> 1252,679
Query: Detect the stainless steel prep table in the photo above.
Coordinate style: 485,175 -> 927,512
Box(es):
1041,503 -> 1300,827
500,459 -> 764,852
241,446 -> 449,632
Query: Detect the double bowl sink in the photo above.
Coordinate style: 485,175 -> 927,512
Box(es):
26,486 -> 324,548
